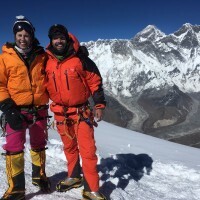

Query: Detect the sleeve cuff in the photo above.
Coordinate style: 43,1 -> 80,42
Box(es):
95,104 -> 106,109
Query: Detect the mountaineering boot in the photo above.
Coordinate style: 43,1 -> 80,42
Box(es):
82,190 -> 107,200
30,149 -> 51,192
0,152 -> 25,200
56,177 -> 83,192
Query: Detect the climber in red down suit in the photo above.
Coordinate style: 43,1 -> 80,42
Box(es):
45,24 -> 107,200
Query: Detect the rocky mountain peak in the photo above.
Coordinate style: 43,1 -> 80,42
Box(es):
174,23 -> 196,36
173,23 -> 199,49
133,25 -> 165,43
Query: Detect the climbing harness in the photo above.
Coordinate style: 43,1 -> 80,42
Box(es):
0,105 -> 52,137
52,103 -> 98,140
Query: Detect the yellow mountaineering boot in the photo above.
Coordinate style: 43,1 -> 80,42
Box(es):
82,190 -> 107,200
30,149 -> 51,192
0,152 -> 25,200
56,177 -> 83,192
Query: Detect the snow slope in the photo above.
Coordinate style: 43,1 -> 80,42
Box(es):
0,121 -> 199,200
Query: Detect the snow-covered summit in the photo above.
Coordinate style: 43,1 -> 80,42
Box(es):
133,24 -> 165,42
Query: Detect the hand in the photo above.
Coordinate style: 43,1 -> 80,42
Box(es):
5,108 -> 26,130
0,98 -> 26,130
95,109 -> 103,122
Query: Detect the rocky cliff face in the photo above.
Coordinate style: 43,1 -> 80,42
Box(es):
82,23 -> 200,148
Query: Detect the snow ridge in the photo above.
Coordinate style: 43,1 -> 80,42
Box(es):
82,24 -> 200,97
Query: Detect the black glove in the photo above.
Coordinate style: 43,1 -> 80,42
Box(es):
0,98 -> 26,130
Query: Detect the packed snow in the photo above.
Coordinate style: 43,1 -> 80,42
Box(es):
0,120 -> 199,200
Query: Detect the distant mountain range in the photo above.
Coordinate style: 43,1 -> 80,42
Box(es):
82,23 -> 200,148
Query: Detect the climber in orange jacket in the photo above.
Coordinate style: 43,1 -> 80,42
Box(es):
46,24 -> 107,200
0,15 -> 50,200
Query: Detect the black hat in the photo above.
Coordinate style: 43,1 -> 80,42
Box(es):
13,15 -> 35,38
48,24 -> 69,40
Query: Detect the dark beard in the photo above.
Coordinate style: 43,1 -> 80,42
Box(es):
49,43 -> 69,56
48,39 -> 75,59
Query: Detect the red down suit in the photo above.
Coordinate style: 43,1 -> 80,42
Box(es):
45,33 -> 106,192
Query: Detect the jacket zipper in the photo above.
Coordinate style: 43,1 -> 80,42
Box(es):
64,70 -> 69,90
52,72 -> 58,92
76,71 -> 87,90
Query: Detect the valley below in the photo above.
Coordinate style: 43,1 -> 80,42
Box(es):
103,89 -> 200,149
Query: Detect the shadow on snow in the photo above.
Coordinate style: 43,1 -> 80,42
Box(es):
98,153 -> 153,200
26,153 -> 153,199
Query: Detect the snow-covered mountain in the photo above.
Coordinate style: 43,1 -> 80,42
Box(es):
0,121 -> 200,200
84,23 -> 200,94
82,24 -> 200,148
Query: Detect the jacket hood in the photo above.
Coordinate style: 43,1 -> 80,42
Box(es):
2,43 -> 16,55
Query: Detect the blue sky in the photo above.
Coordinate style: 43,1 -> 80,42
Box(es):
0,0 -> 200,47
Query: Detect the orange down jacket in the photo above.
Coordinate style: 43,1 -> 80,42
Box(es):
0,43 -> 49,106
45,33 -> 106,109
